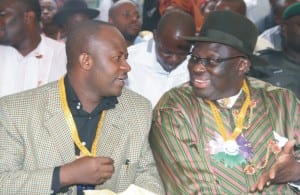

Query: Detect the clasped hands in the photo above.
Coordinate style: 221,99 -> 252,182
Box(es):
250,140 -> 300,193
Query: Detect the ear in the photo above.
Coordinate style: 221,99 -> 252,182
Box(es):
79,53 -> 93,71
237,58 -> 250,76
153,29 -> 157,42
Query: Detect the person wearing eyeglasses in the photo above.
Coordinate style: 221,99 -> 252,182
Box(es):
150,10 -> 300,194
125,9 -> 196,108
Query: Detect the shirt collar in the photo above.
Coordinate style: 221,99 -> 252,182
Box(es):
25,36 -> 44,59
217,89 -> 242,109
64,76 -> 118,115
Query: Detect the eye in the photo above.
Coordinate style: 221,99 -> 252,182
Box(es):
190,55 -> 198,62
112,55 -> 122,62
189,55 -> 203,64
189,55 -> 215,67
47,6 -> 56,11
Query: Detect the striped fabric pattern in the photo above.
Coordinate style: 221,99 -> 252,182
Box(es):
150,77 -> 300,194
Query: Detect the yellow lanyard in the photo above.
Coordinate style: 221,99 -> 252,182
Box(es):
206,80 -> 251,141
58,77 -> 106,157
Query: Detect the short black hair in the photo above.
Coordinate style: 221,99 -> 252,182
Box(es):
66,20 -> 115,71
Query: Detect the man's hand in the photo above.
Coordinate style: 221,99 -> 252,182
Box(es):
250,140 -> 300,192
60,156 -> 115,187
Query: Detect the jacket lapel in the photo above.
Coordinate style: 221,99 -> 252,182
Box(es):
44,82 -> 75,163
43,82 -> 128,163
97,104 -> 127,158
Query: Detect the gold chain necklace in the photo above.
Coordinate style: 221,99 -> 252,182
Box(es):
206,82 -> 281,172
59,77 -> 106,157
206,80 -> 251,141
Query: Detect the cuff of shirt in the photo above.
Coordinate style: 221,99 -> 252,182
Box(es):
51,166 -> 61,194
288,181 -> 300,192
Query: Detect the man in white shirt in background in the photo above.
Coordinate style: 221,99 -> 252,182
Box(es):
259,0 -> 300,50
0,0 -> 66,97
97,0 -> 144,22
126,9 -> 196,108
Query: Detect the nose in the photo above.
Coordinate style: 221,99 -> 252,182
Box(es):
121,60 -> 131,73
190,62 -> 207,73
42,8 -> 49,14
130,13 -> 139,22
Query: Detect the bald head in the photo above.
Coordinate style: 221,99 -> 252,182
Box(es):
66,20 -> 118,70
215,0 -> 246,16
154,9 -> 196,72
109,0 -> 137,18
156,9 -> 195,40
108,0 -> 141,46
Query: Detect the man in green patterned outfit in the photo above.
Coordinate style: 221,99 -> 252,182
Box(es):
150,10 -> 300,194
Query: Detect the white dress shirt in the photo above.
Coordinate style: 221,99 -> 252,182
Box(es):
126,39 -> 190,108
0,35 -> 67,97
259,25 -> 282,50
97,0 -> 113,22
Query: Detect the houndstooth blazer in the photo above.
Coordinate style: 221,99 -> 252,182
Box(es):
0,80 -> 165,195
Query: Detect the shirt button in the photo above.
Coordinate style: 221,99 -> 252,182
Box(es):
76,102 -> 81,109
88,116 -> 92,120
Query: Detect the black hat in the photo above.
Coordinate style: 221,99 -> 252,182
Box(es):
181,10 -> 263,65
283,2 -> 300,20
53,0 -> 100,26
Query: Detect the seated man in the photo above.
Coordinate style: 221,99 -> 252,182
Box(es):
126,9 -> 196,107
108,0 -> 143,47
0,20 -> 164,195
0,0 -> 66,97
259,0 -> 300,50
251,2 -> 300,99
150,10 -> 300,194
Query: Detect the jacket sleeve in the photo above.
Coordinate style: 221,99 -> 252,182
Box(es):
0,98 -> 55,194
